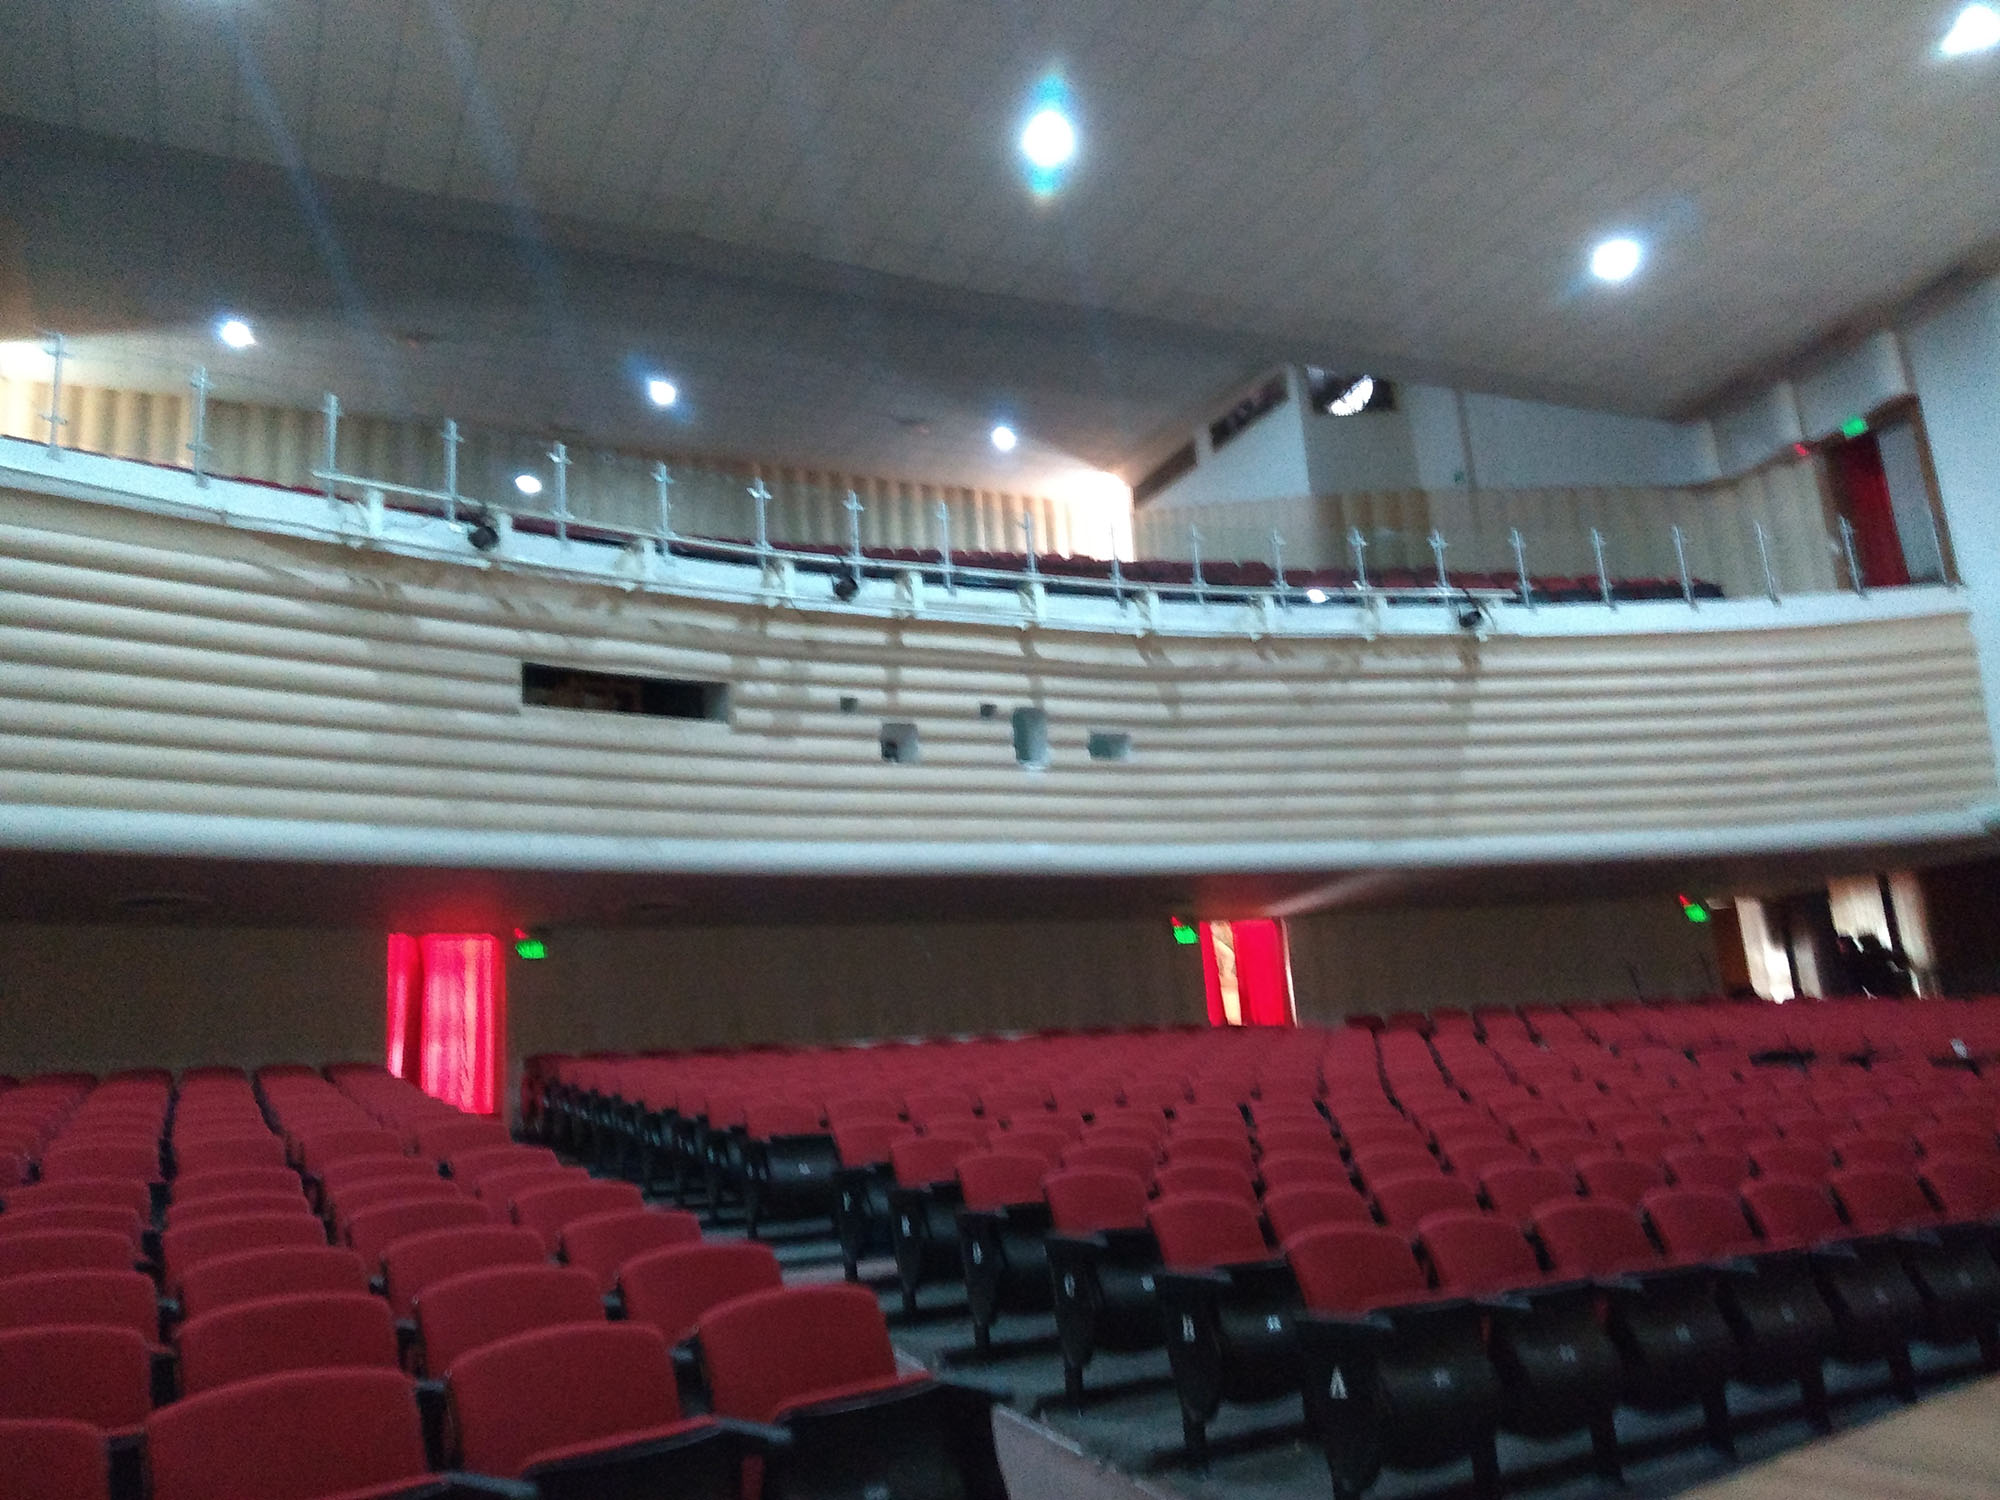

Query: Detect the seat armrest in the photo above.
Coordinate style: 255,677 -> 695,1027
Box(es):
434,1476 -> 541,1499
1044,1230 -> 1112,1255
710,1417 -> 794,1450
1298,1309 -> 1395,1337
1893,1227 -> 1945,1248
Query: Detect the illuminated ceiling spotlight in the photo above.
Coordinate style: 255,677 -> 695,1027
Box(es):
1304,587 -> 1329,604
1589,236 -> 1644,284
1018,75 -> 1078,195
215,317 -> 256,349
646,376 -> 678,408
1941,2 -> 2000,55
1325,375 -> 1375,416
513,473 -> 543,496
990,423 -> 1019,452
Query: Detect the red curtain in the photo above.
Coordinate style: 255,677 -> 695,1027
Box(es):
1199,919 -> 1296,1027
386,933 -> 504,1115
1830,437 -> 1909,588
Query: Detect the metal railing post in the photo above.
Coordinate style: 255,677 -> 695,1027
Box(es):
42,332 -> 67,457
1590,527 -> 1613,608
1189,525 -> 1205,603
749,478 -> 772,561
1110,521 -> 1126,605
187,365 -> 212,487
1270,528 -> 1287,607
1022,512 -> 1040,583
934,501 -> 954,593
320,394 -> 340,505
1921,503 -> 1951,586
1838,516 -> 1865,596
844,489 -> 864,566
1753,520 -> 1780,604
1348,526 -> 1370,592
1428,528 -> 1450,593
1510,527 -> 1533,609
652,462 -> 675,560
550,441 -> 570,543
441,419 -> 460,524
1673,524 -> 1695,609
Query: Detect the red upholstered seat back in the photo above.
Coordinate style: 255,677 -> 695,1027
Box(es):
0,1231 -> 133,1282
1479,1163 -> 1576,1219
1419,1212 -> 1543,1295
382,1226 -> 546,1320
559,1209 -> 702,1293
1642,1187 -> 1760,1262
3,1178 -> 150,1218
174,1136 -> 288,1175
1043,1169 -> 1149,1234
1532,1199 -> 1658,1277
832,1120 -> 908,1168
0,1269 -> 159,1344
1264,1183 -> 1373,1241
179,1246 -> 371,1321
890,1135 -> 970,1188
1575,1153 -> 1666,1208
1924,1156 -> 2000,1220
618,1242 -> 783,1348
176,1292 -> 399,1396
0,1418 -> 109,1500
1147,1194 -> 1267,1269
1663,1148 -> 1751,1192
166,1193 -> 311,1230
510,1180 -> 646,1254
1741,1176 -> 1845,1248
1829,1167 -> 1940,1235
145,1368 -> 429,1500
1288,1224 -> 1430,1312
416,1263 -> 603,1374
1151,1162 -> 1256,1204
346,1197 -> 492,1268
700,1284 -> 899,1424
161,1213 -> 326,1292
0,1325 -> 151,1430
1371,1173 -> 1480,1231
0,1206 -> 143,1250
1255,1152 -> 1350,1194
450,1322 -> 687,1478
956,1151 -> 1048,1211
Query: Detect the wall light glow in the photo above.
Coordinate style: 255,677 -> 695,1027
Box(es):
1019,76 -> 1078,196
990,424 -> 1018,452
646,377 -> 678,408
514,473 -> 543,496
216,317 -> 257,349
1941,3 -> 2000,55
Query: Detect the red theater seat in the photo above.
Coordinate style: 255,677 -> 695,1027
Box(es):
346,1197 -> 493,1269
415,1263 -> 602,1375
177,1292 -> 400,1395
0,1418 -> 110,1500
559,1207 -> 702,1293
381,1225 -> 547,1320
0,1231 -> 133,1282
0,1269 -> 159,1346
618,1241 -> 784,1347
179,1246 -> 372,1320
0,1325 -> 151,1434
145,1368 -> 433,1500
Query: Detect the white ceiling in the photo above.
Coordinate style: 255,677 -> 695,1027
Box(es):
3,1 -> 1998,463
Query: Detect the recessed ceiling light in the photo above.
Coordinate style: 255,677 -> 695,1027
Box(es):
1942,2 -> 2000,55
646,377 -> 678,408
1325,376 -> 1375,416
215,317 -> 256,349
990,424 -> 1018,452
1020,106 -> 1077,171
514,473 -> 543,496
1589,237 -> 1644,284
1305,587 -> 1329,604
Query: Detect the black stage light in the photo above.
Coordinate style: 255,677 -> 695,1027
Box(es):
831,564 -> 860,601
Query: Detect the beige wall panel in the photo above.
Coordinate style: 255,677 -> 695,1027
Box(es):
0,488 -> 1991,861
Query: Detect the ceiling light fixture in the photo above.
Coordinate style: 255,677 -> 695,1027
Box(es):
216,317 -> 256,349
514,473 -> 543,496
1325,376 -> 1376,416
1305,587 -> 1329,605
1941,2 -> 2000,55
646,377 -> 678,408
1589,237 -> 1644,284
990,424 -> 1018,452
1019,76 -> 1078,195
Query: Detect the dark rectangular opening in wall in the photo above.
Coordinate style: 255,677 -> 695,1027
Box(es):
522,663 -> 729,721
